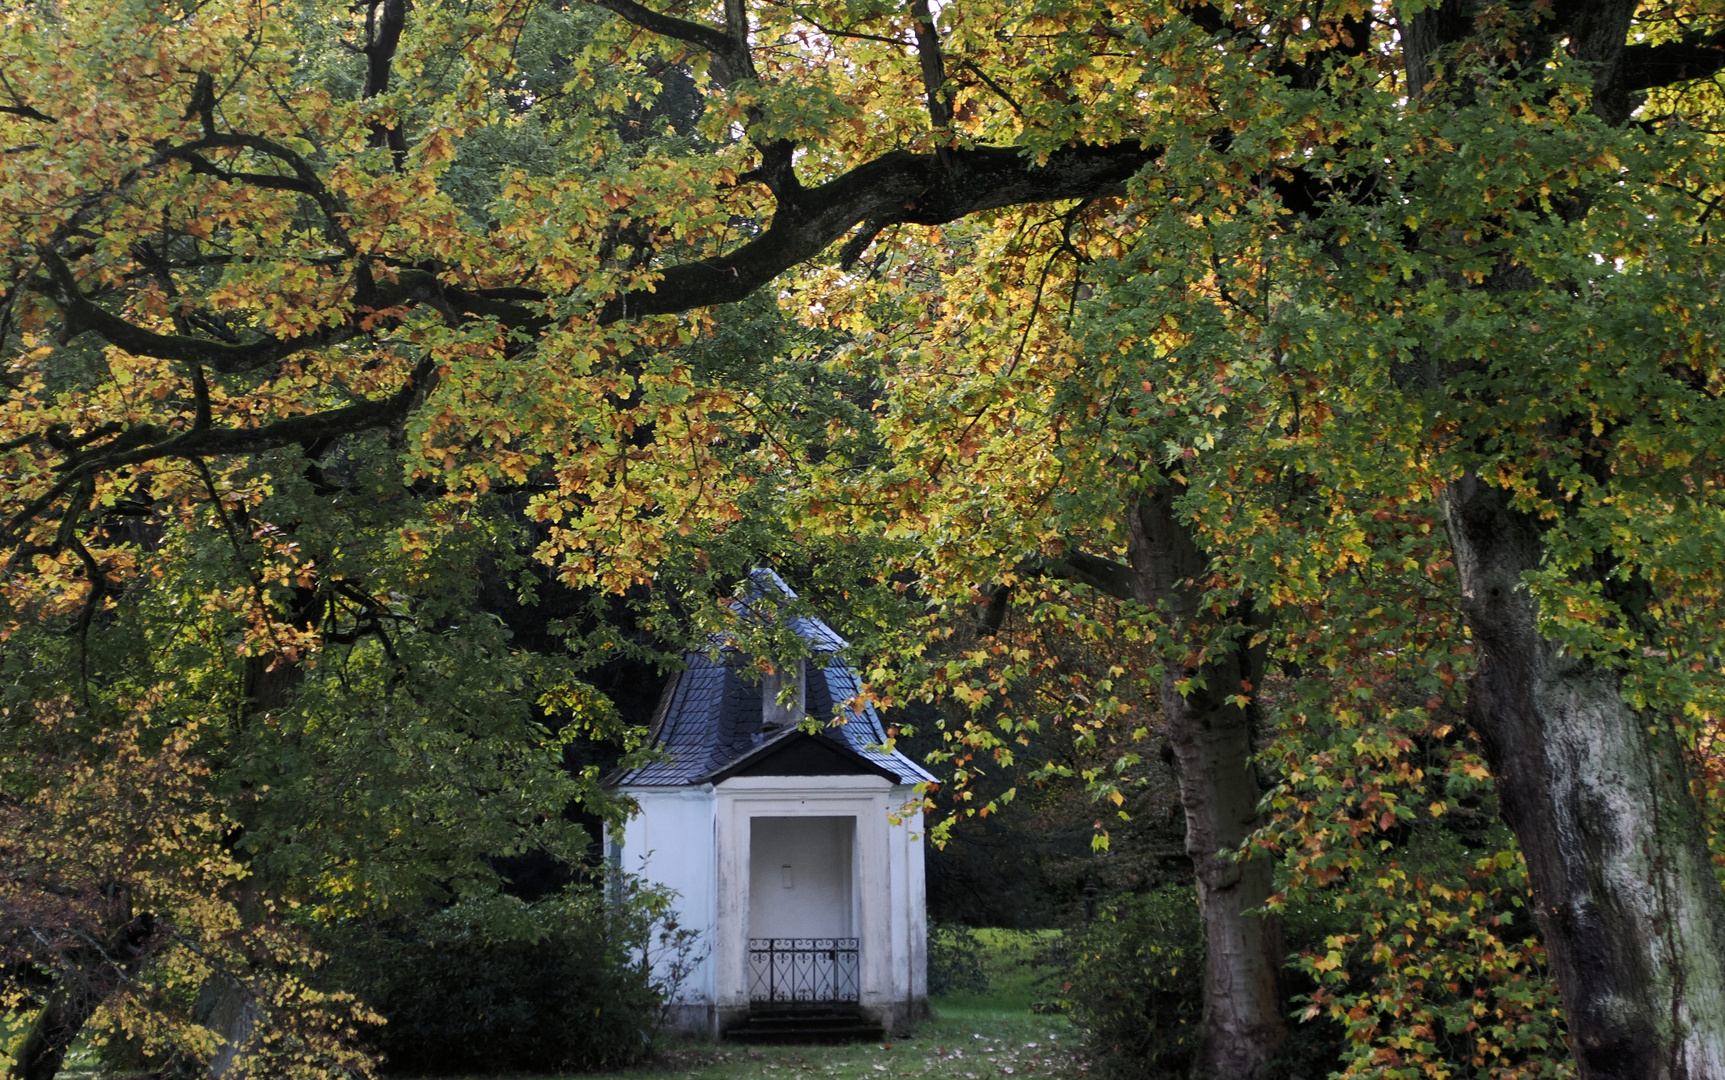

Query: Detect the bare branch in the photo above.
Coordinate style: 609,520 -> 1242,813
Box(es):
909,0 -> 955,132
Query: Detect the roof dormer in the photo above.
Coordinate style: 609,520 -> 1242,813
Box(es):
760,657 -> 806,733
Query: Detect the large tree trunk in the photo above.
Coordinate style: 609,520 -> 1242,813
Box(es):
1444,473 -> 1725,1079
13,982 -> 101,1080
10,917 -> 156,1080
1129,489 -> 1285,1080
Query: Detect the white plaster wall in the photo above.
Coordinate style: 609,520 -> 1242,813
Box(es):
616,786 -> 718,1026
894,786 -> 929,1008
618,778 -> 928,1036
748,816 -> 855,939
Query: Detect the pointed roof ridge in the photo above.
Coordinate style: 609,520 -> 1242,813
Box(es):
606,575 -> 936,788
746,566 -> 798,600
732,567 -> 849,652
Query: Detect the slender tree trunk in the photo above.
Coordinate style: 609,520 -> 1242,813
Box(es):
1129,489 -> 1285,1080
1444,473 -> 1725,1079
193,973 -> 262,1078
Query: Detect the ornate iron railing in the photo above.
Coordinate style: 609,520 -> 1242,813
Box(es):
747,938 -> 860,1005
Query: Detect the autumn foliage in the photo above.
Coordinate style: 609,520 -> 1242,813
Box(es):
4,0 -> 1725,1072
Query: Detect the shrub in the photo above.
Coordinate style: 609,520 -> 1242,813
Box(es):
926,923 -> 990,996
330,885 -> 698,1076
1063,886 -> 1204,1080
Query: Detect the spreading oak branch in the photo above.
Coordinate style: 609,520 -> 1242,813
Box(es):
7,0 -> 1722,557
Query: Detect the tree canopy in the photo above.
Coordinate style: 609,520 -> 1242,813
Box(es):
4,0 -> 1725,1075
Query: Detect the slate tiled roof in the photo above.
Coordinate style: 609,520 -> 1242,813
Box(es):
729,568 -> 851,652
607,571 -> 936,788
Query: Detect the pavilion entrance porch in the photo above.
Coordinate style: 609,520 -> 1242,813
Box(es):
746,815 -> 859,1008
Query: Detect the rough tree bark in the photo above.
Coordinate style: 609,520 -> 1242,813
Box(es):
192,974 -> 262,1080
1130,489 -> 1283,1080
1405,0 -> 1725,1066
1444,477 -> 1725,1079
1023,487 -> 1285,1080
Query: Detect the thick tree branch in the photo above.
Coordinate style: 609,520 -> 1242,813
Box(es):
362,0 -> 410,165
598,140 -> 1156,321
592,0 -> 733,59
2,363 -> 432,553
363,0 -> 408,99
154,133 -> 351,250
39,250 -> 356,374
112,363 -> 429,466
0,103 -> 55,123
723,0 -> 752,59
1042,550 -> 1137,600
20,123 -> 1156,558
591,0 -> 756,86
161,153 -> 323,203
978,547 -> 1135,634
43,137 -> 1152,417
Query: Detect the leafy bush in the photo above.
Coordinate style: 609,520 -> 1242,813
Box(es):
1063,887 -> 1204,1080
330,885 -> 698,1076
926,923 -> 990,996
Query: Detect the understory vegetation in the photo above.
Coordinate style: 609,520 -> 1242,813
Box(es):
322,891 -> 699,1076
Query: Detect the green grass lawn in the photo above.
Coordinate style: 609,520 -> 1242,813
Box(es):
526,998 -> 1083,1080
951,928 -> 1063,1012
503,929 -> 1083,1080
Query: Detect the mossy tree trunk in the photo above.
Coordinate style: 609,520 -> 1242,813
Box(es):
1445,475 -> 1725,1078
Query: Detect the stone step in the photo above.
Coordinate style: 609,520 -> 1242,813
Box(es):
724,1025 -> 888,1044
723,1009 -> 886,1044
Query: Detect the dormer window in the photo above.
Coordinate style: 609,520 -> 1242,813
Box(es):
760,657 -> 806,732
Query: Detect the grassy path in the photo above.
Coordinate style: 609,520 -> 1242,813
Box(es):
548,930 -> 1085,1080
545,1002 -> 1086,1080
14,1002 -> 1088,1080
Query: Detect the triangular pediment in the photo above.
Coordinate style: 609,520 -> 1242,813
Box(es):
703,730 -> 900,784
